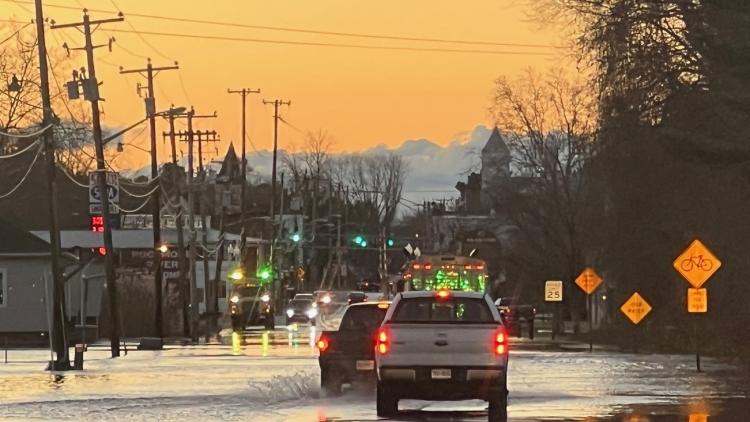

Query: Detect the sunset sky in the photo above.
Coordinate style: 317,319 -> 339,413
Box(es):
2,0 -> 567,170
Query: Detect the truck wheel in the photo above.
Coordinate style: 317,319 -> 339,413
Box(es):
321,370 -> 342,397
376,382 -> 398,417
487,395 -> 508,422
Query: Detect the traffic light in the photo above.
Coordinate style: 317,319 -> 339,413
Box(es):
291,233 -> 301,243
387,238 -> 395,247
257,265 -> 272,282
353,235 -> 365,245
360,240 -> 368,248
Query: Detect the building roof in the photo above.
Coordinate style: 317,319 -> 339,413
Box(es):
481,127 -> 510,156
217,143 -> 241,182
0,218 -> 51,255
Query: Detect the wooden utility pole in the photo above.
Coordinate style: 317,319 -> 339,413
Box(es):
35,0 -> 69,369
119,59 -> 179,340
52,9 -> 124,358
173,109 -> 218,342
162,106 -> 190,336
227,88 -> 260,250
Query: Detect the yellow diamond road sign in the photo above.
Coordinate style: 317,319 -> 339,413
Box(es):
575,267 -> 602,295
673,239 -> 721,288
620,292 -> 652,325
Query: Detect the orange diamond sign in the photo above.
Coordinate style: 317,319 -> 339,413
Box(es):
620,292 -> 652,325
673,239 -> 721,288
575,267 -> 602,295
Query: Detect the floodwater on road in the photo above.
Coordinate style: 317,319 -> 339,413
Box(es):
0,326 -> 747,421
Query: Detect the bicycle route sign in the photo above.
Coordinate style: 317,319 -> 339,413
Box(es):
687,288 -> 708,313
575,267 -> 602,295
620,292 -> 652,325
673,239 -> 721,288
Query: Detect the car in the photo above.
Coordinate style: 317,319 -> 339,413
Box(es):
375,290 -> 509,421
228,284 -> 275,330
347,291 -> 367,304
316,301 -> 391,396
285,295 -> 317,325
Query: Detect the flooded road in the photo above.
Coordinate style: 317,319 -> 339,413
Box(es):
0,326 -> 747,421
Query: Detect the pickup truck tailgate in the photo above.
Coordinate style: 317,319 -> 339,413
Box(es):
384,323 -> 503,367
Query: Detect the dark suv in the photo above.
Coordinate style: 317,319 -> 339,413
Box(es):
316,301 -> 390,395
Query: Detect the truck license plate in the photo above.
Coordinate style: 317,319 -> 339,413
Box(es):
356,360 -> 375,371
431,368 -> 451,379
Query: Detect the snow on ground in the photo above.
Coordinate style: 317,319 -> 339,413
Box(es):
0,333 -> 747,421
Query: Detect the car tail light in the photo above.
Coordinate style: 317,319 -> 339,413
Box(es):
375,328 -> 389,355
494,328 -> 509,355
316,336 -> 330,353
424,263 -> 432,270
413,264 -> 422,270
464,264 -> 473,270
436,289 -> 450,299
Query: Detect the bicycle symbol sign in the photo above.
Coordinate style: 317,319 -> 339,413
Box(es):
673,239 -> 721,288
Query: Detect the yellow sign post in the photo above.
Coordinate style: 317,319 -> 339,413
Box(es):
674,239 -> 721,372
687,288 -> 708,313
673,239 -> 721,288
575,268 -> 603,352
620,292 -> 652,325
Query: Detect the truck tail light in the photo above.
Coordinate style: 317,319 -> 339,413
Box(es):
376,328 -> 389,355
316,336 -> 330,353
494,328 -> 509,355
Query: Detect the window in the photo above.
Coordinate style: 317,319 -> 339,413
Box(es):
0,269 -> 6,307
391,297 -> 495,324
340,306 -> 387,331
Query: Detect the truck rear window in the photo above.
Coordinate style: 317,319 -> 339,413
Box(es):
339,306 -> 388,331
390,297 -> 496,324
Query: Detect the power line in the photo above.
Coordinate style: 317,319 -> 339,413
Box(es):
0,21 -> 32,46
2,0 -> 560,49
0,124 -> 52,138
103,28 -> 557,56
0,138 -> 40,158
57,164 -> 89,188
0,142 -> 43,199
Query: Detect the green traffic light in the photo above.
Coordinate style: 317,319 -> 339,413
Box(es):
360,240 -> 368,247
260,270 -> 271,280
354,235 -> 364,245
387,239 -> 395,247
291,233 -> 301,242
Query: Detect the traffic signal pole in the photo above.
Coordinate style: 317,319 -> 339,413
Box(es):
35,0 -> 69,369
120,60 -> 179,340
52,10 -> 124,358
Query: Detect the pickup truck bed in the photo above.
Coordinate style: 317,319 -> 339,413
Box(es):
375,291 -> 509,421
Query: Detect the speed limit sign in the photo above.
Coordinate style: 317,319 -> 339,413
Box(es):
545,280 -> 563,302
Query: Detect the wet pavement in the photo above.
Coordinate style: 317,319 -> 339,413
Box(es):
0,324 -> 747,421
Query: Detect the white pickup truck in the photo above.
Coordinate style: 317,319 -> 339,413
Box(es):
374,290 -> 509,421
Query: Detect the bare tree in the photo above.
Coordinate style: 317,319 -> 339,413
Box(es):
490,67 -> 597,330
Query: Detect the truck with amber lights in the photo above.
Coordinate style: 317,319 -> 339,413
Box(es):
403,255 -> 489,293
374,290 -> 509,421
227,266 -> 275,330
316,301 -> 390,395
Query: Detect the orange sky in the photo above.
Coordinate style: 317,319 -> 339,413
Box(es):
2,0 -> 567,169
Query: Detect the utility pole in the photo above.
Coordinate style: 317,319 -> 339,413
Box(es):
120,59 -> 179,341
173,108 -> 218,342
227,88 -> 260,250
262,99 -> 290,294
52,9 -> 124,358
162,106 -> 190,337
35,0 -> 69,370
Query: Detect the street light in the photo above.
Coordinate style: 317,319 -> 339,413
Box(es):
157,244 -> 169,254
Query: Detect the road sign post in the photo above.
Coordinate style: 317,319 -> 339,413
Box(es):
575,268 -> 603,352
620,292 -> 653,354
673,239 -> 720,372
545,280 -> 563,340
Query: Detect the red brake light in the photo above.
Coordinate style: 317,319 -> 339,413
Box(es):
494,328 -> 509,355
97,247 -> 107,256
376,328 -> 389,355
436,289 -> 450,299
476,265 -> 485,270
377,302 -> 390,309
412,264 -> 422,270
316,337 -> 329,352
464,264 -> 473,270
424,263 -> 432,270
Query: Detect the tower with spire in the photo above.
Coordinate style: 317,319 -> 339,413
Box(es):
480,127 -> 511,211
